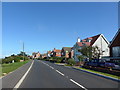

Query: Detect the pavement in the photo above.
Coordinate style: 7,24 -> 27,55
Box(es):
2,60 -> 32,88
1,60 -> 120,89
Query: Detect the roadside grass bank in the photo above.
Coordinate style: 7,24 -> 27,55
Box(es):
55,63 -> 120,80
73,66 -> 120,79
0,60 -> 30,76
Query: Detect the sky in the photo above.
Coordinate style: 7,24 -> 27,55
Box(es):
2,2 -> 118,58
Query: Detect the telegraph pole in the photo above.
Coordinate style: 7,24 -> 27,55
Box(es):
23,42 -> 24,61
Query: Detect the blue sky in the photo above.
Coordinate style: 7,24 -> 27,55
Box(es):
2,2 -> 118,57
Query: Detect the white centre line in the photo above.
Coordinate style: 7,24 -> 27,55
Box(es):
49,66 -> 54,69
70,79 -> 87,90
40,61 -> 55,69
56,70 -> 65,76
14,60 -> 34,88
40,60 -> 87,89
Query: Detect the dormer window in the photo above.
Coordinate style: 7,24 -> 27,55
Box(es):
87,39 -> 92,42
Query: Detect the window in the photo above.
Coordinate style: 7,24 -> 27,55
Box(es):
112,46 -> 120,57
87,39 -> 92,42
57,53 -> 61,54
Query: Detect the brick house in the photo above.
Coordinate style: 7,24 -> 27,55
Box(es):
32,52 -> 41,59
51,48 -> 61,57
61,47 -> 72,58
73,34 -> 110,61
110,29 -> 120,62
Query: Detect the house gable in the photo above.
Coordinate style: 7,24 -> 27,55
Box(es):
92,34 -> 110,56
110,29 -> 120,47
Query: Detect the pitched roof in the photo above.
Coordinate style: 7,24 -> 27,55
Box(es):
77,42 -> 91,46
90,34 -> 101,45
53,49 -> 61,53
110,28 -> 120,46
77,34 -> 101,47
62,47 -> 72,52
47,51 -> 51,54
77,42 -> 83,46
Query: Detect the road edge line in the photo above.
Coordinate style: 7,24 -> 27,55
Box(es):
72,67 -> 120,82
14,60 -> 34,88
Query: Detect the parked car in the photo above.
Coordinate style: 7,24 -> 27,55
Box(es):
104,61 -> 115,69
112,64 -> 120,70
87,59 -> 105,67
85,59 -> 116,69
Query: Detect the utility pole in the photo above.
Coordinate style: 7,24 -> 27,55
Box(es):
23,42 -> 24,61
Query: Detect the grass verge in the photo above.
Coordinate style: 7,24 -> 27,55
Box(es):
0,60 -> 30,76
74,66 -> 120,79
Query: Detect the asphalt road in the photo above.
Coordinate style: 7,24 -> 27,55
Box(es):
2,60 -> 120,89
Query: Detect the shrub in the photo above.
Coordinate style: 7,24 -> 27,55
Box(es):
67,59 -> 76,66
2,55 -> 29,64
54,57 -> 64,63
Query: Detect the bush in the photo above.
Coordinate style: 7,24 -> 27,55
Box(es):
37,57 -> 42,60
54,57 -> 64,63
2,55 -> 29,64
67,59 -> 76,66
56,59 -> 62,63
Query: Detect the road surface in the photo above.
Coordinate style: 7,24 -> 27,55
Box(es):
2,60 -> 119,89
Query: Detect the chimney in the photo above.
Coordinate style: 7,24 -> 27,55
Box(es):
77,37 -> 80,42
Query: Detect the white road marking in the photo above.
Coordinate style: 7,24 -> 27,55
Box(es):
14,60 -> 34,88
49,66 -> 54,69
40,61 -> 55,70
46,64 -> 50,67
56,70 -> 64,76
40,60 -> 87,89
41,61 -> 50,67
40,61 -> 65,76
70,79 -> 87,90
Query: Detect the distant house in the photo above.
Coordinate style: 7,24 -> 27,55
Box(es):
47,51 -> 52,58
32,52 -> 41,59
41,53 -> 47,59
109,29 -> 120,61
73,34 -> 110,61
32,52 -> 36,59
51,48 -> 61,57
61,47 -> 72,58
36,52 -> 41,58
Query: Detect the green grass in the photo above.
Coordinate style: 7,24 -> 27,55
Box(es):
55,63 -> 60,64
0,60 -> 30,76
65,64 -> 72,66
74,67 -> 120,79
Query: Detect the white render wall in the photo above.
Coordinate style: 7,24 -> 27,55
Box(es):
92,35 -> 110,57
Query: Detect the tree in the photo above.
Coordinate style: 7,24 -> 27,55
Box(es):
78,46 -> 103,60
92,46 -> 102,59
78,46 -> 92,60
77,55 -> 85,66
17,51 -> 27,56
